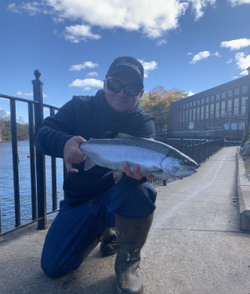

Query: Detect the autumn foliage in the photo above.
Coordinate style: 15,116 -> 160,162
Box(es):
140,86 -> 188,130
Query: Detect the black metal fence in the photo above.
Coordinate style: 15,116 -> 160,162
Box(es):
0,70 -> 65,235
157,137 -> 224,165
0,71 -> 225,235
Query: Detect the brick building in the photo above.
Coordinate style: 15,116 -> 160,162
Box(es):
169,73 -> 249,140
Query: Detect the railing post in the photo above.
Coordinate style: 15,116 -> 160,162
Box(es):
32,70 -> 47,230
10,100 -> 21,228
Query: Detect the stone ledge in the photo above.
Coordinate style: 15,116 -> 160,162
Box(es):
237,151 -> 250,232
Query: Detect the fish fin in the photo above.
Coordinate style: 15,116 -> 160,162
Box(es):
102,170 -> 114,178
84,157 -> 96,171
113,171 -> 123,184
101,170 -> 123,184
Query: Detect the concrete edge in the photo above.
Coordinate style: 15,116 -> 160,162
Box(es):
236,148 -> 250,232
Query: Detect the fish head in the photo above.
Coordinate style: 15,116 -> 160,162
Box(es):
161,153 -> 199,178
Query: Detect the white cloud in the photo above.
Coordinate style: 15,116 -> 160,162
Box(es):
69,78 -> 103,88
228,0 -> 250,6
9,1 -> 243,41
17,91 -> 48,98
187,52 -> 193,55
7,1 -> 192,40
139,60 -> 158,78
189,51 -> 210,64
188,0 -> 216,20
83,87 -> 92,91
7,2 -> 52,16
240,70 -> 248,75
156,39 -> 167,46
17,91 -> 33,97
231,76 -> 239,79
86,71 -> 99,77
235,52 -> 250,73
64,25 -> 101,43
188,90 -> 195,96
69,61 -> 99,71
226,58 -> 233,64
221,38 -> 250,50
214,51 -> 221,57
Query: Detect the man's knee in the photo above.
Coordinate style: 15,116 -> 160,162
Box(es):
41,259 -> 64,278
109,181 -> 157,217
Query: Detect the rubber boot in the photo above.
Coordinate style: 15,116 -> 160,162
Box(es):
115,213 -> 154,294
100,227 -> 118,256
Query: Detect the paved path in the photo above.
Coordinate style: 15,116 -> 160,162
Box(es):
1,146 -> 250,294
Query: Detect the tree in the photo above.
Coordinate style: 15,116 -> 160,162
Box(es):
0,110 -> 29,142
140,86 -> 188,130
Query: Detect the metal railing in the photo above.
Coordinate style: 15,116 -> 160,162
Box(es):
155,135 -> 225,165
0,70 -> 64,235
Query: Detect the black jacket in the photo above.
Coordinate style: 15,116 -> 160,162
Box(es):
34,90 -> 155,205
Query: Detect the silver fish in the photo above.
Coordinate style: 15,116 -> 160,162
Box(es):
79,133 -> 199,179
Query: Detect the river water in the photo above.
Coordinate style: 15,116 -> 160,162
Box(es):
0,140 -> 64,233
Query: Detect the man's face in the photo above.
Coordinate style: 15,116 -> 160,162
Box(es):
103,72 -> 144,112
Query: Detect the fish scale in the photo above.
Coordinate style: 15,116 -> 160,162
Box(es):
79,134 -> 199,179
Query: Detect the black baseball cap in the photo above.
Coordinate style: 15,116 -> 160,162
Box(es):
106,56 -> 144,87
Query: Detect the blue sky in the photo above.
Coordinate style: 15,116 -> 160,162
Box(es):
0,0 -> 250,122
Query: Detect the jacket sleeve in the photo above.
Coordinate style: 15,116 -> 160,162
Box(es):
34,99 -> 78,158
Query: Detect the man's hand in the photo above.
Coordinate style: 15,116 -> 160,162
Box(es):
123,163 -> 154,182
63,136 -> 86,173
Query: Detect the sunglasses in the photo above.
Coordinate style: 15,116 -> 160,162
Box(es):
106,79 -> 143,96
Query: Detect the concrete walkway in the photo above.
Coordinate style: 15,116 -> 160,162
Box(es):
1,146 -> 250,294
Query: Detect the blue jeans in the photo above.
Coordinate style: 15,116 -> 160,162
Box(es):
41,180 -> 157,278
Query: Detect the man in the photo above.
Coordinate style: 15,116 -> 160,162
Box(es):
35,56 -> 157,294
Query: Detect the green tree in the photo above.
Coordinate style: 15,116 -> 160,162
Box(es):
0,110 -> 29,142
140,86 -> 187,130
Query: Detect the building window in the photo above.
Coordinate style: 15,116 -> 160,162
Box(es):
242,85 -> 247,93
197,100 -> 200,106
183,111 -> 185,123
239,122 -> 245,130
216,93 -> 220,100
234,88 -> 239,95
186,110 -> 188,121
193,101 -> 196,106
234,98 -> 239,115
190,102 -> 192,107
183,104 -> 185,109
193,108 -> 196,121
197,107 -> 200,121
216,103 -> 220,118
228,90 -> 232,97
222,92 -> 226,99
205,105 -> 209,119
210,103 -> 214,119
241,97 -> 247,115
201,98 -> 204,104
186,103 -> 189,108
206,96 -> 209,103
189,109 -> 192,122
221,101 -> 225,117
227,99 -> 232,116
201,106 -> 204,120
211,95 -> 214,102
